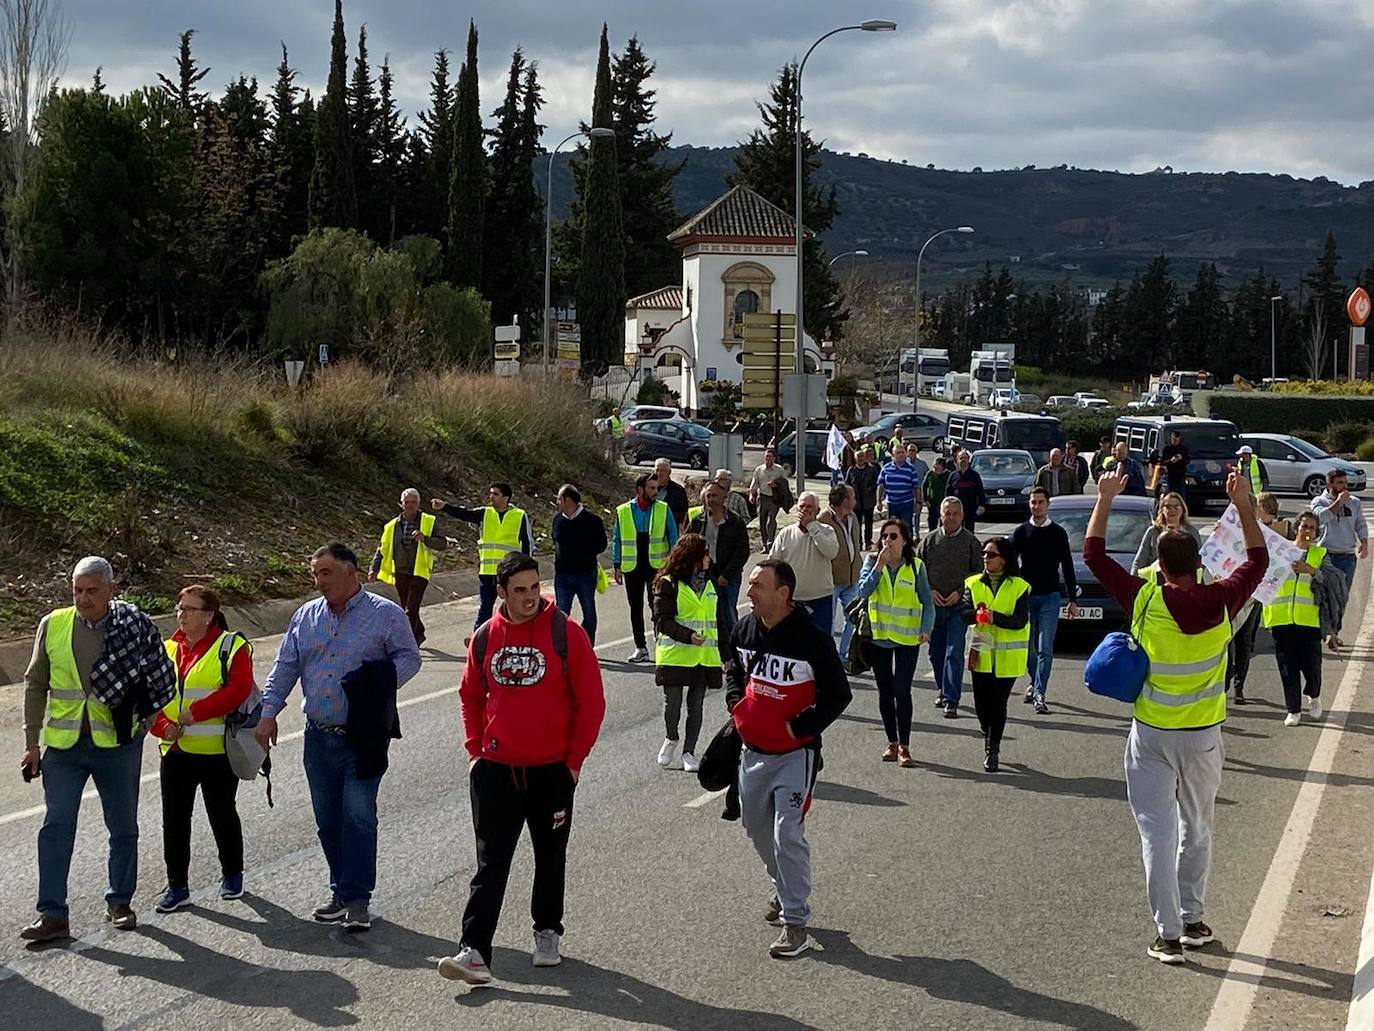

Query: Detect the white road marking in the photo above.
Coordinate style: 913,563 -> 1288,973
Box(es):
685,788 -> 727,808
1352,851 -> 1374,1029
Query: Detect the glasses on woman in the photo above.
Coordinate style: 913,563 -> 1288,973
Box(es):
982,550 -> 1003,560
880,532 -> 902,541
175,605 -> 212,614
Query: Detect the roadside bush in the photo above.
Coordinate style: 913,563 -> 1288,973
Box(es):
1289,427 -> 1327,451
1209,393 -> 1374,432
1326,421 -> 1374,454
1055,407 -> 1122,448
1274,379 -> 1374,396
1357,438 -> 1374,462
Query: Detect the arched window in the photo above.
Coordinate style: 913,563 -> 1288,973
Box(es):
732,289 -> 759,337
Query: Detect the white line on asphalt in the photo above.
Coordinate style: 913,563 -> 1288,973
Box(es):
1201,599 -> 1374,1031
1353,852 -> 1374,1028
685,788 -> 727,808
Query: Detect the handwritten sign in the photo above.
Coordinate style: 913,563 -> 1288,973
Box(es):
1199,504 -> 1304,605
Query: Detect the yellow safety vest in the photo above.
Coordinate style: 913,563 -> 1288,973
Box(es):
478,507 -> 527,577
1263,544 -> 1324,629
655,579 -> 719,667
687,505 -> 704,524
617,501 -> 671,573
609,415 -> 624,439
965,575 -> 1031,677
159,631 -> 253,756
1137,561 -> 1207,584
1243,456 -> 1263,495
868,559 -> 926,646
377,513 -> 439,583
42,607 -> 124,749
1131,582 -> 1230,729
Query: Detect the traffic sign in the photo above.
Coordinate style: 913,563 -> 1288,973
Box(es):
494,341 -> 520,361
495,324 -> 521,343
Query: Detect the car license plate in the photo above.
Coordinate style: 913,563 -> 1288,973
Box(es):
1063,606 -> 1103,620
989,497 -> 1016,505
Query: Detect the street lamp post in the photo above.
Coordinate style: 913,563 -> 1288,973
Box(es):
1269,294 -> 1283,386
544,127 -> 615,377
827,249 -> 869,268
793,19 -> 895,498
910,226 -> 974,411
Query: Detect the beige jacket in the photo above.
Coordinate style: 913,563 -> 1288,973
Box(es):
770,520 -> 839,601
819,509 -> 863,588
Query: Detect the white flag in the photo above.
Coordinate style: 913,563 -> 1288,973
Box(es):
825,424 -> 847,471
1199,504 -> 1305,605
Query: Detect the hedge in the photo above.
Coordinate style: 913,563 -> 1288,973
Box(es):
1207,393 -> 1374,433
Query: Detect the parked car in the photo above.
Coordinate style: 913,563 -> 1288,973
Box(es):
986,387 -> 1020,409
1017,393 -> 1042,408
776,428 -> 830,477
621,419 -> 711,469
1076,397 -> 1111,409
1046,395 -> 1078,408
970,449 -> 1039,517
853,411 -> 948,453
621,404 -> 684,427
1073,391 -> 1106,403
1240,433 -> 1367,497
1048,494 -> 1156,630
945,412 -> 1065,466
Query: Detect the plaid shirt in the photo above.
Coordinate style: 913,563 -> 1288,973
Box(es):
88,600 -> 177,713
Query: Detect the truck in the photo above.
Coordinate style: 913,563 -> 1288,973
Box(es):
938,371 -> 973,403
915,348 -> 951,396
969,343 -> 1016,405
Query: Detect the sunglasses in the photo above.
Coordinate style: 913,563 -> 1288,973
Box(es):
175,605 -> 212,614
880,532 -> 902,541
982,550 -> 1003,559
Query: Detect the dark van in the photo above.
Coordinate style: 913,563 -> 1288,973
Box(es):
945,412 -> 1065,466
1113,414 -> 1241,511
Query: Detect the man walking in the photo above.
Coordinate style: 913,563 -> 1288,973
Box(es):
439,553 -> 605,985
820,484 -> 864,662
904,442 -> 931,530
613,472 -> 679,662
551,484 -> 608,644
256,544 -> 421,932
1034,449 -> 1081,497
725,559 -> 851,959
1105,442 -> 1147,496
1159,430 -> 1190,501
770,491 -> 840,634
845,445 -> 880,548
1090,435 -> 1114,483
1011,487 -> 1078,713
655,458 -> 690,533
946,450 -> 990,534
922,457 -> 951,531
1310,468 -> 1368,649
433,484 -> 533,633
749,448 -> 789,552
688,480 -> 750,643
877,443 -> 917,529
20,557 -> 176,942
1085,469 -> 1265,964
1065,440 -> 1090,488
370,488 -> 447,645
713,468 -> 754,525
918,498 -> 983,717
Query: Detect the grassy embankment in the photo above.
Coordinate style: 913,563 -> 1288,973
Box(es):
0,326 -> 622,636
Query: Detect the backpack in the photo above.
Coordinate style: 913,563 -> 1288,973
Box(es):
471,605 -> 571,691
217,631 -> 274,806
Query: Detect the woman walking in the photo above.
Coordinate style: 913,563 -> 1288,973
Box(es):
1131,492 -> 1202,575
151,586 -> 253,911
856,518 -> 933,767
962,538 -> 1031,772
652,534 -> 722,772
1264,511 -> 1334,726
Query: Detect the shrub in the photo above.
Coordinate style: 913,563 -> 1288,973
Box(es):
1274,379 -> 1374,396
1325,420 -> 1374,453
1289,427 -> 1327,451
1208,393 -> 1374,433
1357,438 -> 1374,462
1055,407 -> 1122,448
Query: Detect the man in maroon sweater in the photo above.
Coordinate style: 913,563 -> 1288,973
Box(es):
439,553 -> 606,985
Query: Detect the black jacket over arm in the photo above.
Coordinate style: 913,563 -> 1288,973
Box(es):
688,510 -> 750,584
342,659 -> 402,780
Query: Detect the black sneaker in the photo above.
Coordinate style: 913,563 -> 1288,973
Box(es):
1180,921 -> 1214,948
1233,691 -> 1247,706
764,895 -> 783,926
1023,687 -> 1035,704
342,904 -> 372,932
1148,936 -> 1186,964
312,898 -> 348,923
721,802 -> 741,821
943,705 -> 959,719
933,696 -> 948,708
983,751 -> 999,773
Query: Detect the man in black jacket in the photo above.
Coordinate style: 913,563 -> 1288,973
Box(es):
551,484 -> 609,644
844,445 -> 880,548
655,458 -> 690,533
1009,487 -> 1078,714
687,480 -> 749,643
724,558 -> 851,960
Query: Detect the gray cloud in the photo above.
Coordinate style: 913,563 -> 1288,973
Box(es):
61,0 -> 1374,183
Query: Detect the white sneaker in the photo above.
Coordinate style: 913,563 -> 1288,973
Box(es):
627,647 -> 650,663
1284,712 -> 1301,727
1309,697 -> 1323,719
438,945 -> 493,985
657,738 -> 677,767
681,752 -> 700,773
532,929 -> 561,967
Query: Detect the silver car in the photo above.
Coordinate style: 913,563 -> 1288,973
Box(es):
1240,433 -> 1368,497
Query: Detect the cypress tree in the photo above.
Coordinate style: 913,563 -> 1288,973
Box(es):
1302,231 -> 1344,377
158,29 -> 212,115
575,24 -> 625,375
446,20 -> 485,287
268,45 -> 312,252
375,57 -> 405,246
414,49 -> 453,239
349,24 -> 380,238
308,0 -> 357,230
481,52 -> 544,328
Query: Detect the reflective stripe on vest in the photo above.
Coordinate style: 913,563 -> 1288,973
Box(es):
1247,458 -> 1263,495
479,507 -> 526,578
1131,582 -> 1230,729
377,512 -> 438,584
160,632 -> 252,756
1262,545 -> 1324,629
655,579 -> 720,667
965,575 -> 1031,677
868,559 -> 926,646
617,501 -> 671,573
42,608 -> 121,749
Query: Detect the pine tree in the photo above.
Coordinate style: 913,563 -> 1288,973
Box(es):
1174,263 -> 1228,370
728,63 -> 847,343
269,45 -> 312,251
575,24 -> 625,375
1120,256 -> 1176,381
1088,282 -> 1126,370
1302,231 -> 1344,378
308,0 -> 357,230
349,25 -> 381,239
158,30 -> 212,115
446,21 -> 485,287
374,58 -> 405,245
482,50 -> 543,327
414,49 -> 453,243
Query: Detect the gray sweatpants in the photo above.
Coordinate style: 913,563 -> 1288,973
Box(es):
739,745 -> 817,927
1124,720 -> 1224,940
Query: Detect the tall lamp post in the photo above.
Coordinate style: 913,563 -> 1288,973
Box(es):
1269,294 -> 1283,386
828,249 -> 869,268
544,126 -> 616,377
793,20 -> 895,498
911,226 -> 974,411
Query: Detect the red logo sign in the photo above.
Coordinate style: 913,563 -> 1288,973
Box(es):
1348,287 -> 1372,327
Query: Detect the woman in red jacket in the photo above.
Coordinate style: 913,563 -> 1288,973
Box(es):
150,586 -> 254,912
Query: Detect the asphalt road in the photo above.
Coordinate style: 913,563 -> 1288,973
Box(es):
1,496 -> 1372,1030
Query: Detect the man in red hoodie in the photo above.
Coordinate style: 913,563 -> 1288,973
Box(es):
438,553 -> 605,986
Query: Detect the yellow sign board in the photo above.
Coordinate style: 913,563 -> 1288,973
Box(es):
494,341 -> 520,361
740,313 -> 795,328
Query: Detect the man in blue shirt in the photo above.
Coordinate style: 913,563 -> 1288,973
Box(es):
877,446 -> 917,530
256,543 -> 421,932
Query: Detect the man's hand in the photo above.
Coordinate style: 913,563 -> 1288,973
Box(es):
1097,470 -> 1127,501
613,568 -> 624,586
469,756 -> 479,771
21,745 -> 40,779
917,632 -> 929,644
690,633 -> 705,646
1225,469 -> 1252,506
1336,489 -> 1351,510
1065,602 -> 1079,621
567,765 -> 580,785
716,577 -> 728,589
253,715 -> 279,751
180,709 -> 197,727
1292,560 -> 1316,576
165,723 -> 184,742
430,498 -> 445,511
1360,541 -> 1369,561
411,530 -> 424,542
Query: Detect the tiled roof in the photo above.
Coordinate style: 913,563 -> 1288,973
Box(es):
625,285 -> 683,310
667,185 -> 808,242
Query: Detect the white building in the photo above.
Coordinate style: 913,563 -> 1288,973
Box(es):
623,185 -> 822,414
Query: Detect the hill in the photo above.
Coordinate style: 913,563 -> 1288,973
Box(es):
552,146 -> 1374,291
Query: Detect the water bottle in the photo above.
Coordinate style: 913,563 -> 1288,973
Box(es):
969,602 -> 992,669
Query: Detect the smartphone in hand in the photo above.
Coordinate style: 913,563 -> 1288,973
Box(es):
21,756 -> 40,782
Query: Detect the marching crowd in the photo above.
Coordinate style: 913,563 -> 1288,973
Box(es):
13,435 -> 1370,980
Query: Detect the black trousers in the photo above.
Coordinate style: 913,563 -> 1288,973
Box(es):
460,760 -> 576,969
971,672 -> 1015,753
664,683 -> 707,755
624,567 -> 653,649
394,572 -> 429,645
1227,604 -> 1261,692
160,747 -> 243,888
870,644 -> 920,746
857,505 -> 875,547
1272,625 -> 1322,713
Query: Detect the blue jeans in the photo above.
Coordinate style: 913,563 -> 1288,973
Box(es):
929,605 -> 968,706
717,578 -> 741,644
554,570 -> 599,644
1329,553 -> 1358,633
475,576 -> 498,629
888,501 -> 914,530
1026,592 -> 1062,700
37,737 -> 143,918
805,594 -> 834,637
303,724 -> 382,907
833,584 -> 861,660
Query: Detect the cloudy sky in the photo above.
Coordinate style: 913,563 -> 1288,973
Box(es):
62,0 -> 1374,184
